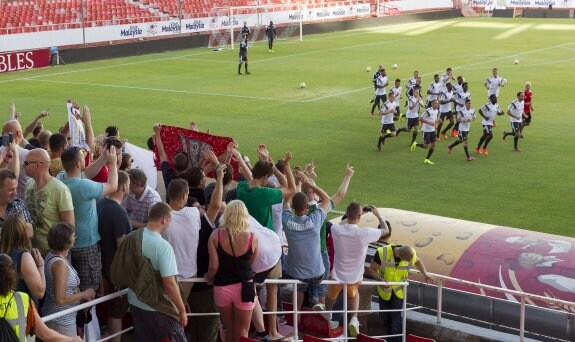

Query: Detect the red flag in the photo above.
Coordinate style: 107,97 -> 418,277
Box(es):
153,125 -> 239,180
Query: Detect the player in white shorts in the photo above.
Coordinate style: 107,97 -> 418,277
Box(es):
502,92 -> 526,152
447,99 -> 476,161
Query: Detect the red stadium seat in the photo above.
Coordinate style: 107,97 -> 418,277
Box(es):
406,334 -> 436,342
358,333 -> 387,342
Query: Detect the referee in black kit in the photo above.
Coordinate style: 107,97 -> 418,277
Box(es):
238,36 -> 250,75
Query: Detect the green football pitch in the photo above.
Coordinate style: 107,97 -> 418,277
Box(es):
1,17 -> 574,236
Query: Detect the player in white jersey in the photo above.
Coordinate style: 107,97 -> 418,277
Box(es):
426,74 -> 442,108
451,82 -> 471,138
453,76 -> 464,96
440,67 -> 455,89
436,82 -> 455,141
406,70 -> 419,95
502,92 -> 526,152
484,67 -> 505,99
396,86 -> 424,147
369,64 -> 384,107
377,92 -> 398,151
390,79 -> 402,121
476,94 -> 504,155
411,100 -> 440,165
371,67 -> 388,118
447,99 -> 476,161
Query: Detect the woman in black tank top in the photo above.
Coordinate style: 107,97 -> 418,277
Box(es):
206,200 -> 259,342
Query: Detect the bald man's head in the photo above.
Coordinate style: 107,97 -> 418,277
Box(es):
27,148 -> 51,162
3,120 -> 23,144
397,246 -> 414,261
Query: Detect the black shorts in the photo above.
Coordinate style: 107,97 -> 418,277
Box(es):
483,125 -> 493,134
423,131 -> 436,144
511,122 -> 522,133
458,130 -> 469,141
373,94 -> 386,104
524,112 -> 532,124
407,118 -> 419,130
381,123 -> 396,133
440,111 -> 453,120
239,54 -> 247,62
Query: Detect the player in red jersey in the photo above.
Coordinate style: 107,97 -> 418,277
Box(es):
523,81 -> 533,129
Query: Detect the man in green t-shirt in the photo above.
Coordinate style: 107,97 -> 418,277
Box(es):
236,144 -> 296,341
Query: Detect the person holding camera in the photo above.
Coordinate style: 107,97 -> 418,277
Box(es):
324,203 -> 389,337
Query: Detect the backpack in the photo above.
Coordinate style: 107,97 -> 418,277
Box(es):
0,293 -> 20,342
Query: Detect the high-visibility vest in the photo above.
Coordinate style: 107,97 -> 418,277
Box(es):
376,245 -> 415,301
0,291 -> 30,342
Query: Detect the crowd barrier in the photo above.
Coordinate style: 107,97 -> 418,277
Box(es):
39,273 -> 575,341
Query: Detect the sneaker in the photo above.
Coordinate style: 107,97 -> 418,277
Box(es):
436,136 -> 441,142
513,148 -> 521,152
451,130 -> 457,138
377,146 -> 382,152
424,159 -> 434,165
245,71 -> 251,75
475,147 -> 482,154
502,132 -> 507,140
447,146 -> 452,154
348,317 -> 360,337
493,120 -> 497,127
410,142 -> 417,152
467,156 -> 475,161
330,320 -> 340,329
238,72 -> 243,75
278,317 -> 288,325
370,112 -> 374,118
268,49 -> 272,52
482,147 -> 489,155
312,303 -> 332,321
369,99 -> 374,104
442,133 -> 448,140
386,129 -> 391,134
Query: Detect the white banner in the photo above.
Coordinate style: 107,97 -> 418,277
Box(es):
0,28 -> 83,53
505,0 -> 574,7
84,20 -> 181,43
383,0 -> 452,12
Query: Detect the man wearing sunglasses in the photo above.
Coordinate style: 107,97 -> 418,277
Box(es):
24,149 -> 74,256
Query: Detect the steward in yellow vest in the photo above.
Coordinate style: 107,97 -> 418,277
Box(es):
365,245 -> 434,342
0,254 -> 81,342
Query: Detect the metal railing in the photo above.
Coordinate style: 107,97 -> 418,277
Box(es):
41,278 -> 412,342
408,270 -> 575,342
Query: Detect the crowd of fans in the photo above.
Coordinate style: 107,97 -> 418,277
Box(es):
0,102 -> 433,342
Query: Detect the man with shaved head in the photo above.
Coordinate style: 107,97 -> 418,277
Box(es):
367,243 -> 434,342
2,120 -> 35,199
24,148 -> 74,255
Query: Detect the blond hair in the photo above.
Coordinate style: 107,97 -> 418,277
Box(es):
0,214 -> 32,254
221,200 -> 250,242
524,81 -> 532,90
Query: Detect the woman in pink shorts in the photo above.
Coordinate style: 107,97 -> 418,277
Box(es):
206,200 -> 259,342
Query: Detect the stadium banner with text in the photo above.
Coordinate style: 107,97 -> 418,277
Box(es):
382,0 -> 453,12
471,0 -> 575,7
0,48 -> 51,73
84,20 -> 182,43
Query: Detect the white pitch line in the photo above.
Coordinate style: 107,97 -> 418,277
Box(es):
23,78 -> 306,103
170,57 -> 236,64
251,37 -> 413,64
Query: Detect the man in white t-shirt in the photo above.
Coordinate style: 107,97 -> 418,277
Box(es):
476,94 -> 504,155
426,74 -> 442,108
370,66 -> 388,118
162,178 -> 201,303
325,202 -> 388,337
502,91 -> 525,152
484,67 -> 504,99
377,92 -> 397,152
448,99 -> 476,161
412,100 -> 440,165
390,79 -> 402,121
396,86 -> 424,147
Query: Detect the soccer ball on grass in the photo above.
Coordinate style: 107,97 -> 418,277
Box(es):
366,66 -> 372,72
393,64 -> 398,69
514,59 -> 519,65
299,82 -> 306,88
